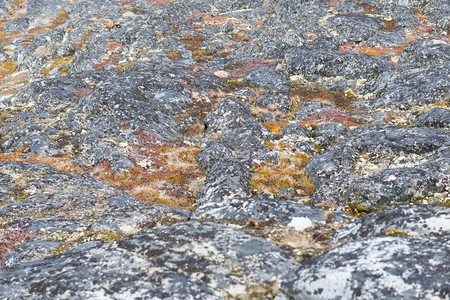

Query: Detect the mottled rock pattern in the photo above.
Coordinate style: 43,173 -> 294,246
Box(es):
0,0 -> 448,298
0,222 -> 293,299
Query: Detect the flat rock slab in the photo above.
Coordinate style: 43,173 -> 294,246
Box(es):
333,204 -> 450,243
0,221 -> 294,299
192,196 -> 342,227
279,236 -> 449,300
306,124 -> 450,207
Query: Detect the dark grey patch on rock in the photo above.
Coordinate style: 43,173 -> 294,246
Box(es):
280,123 -> 311,137
333,204 -> 450,243
72,144 -> 135,171
3,17 -> 30,34
313,167 -> 442,207
196,142 -> 232,169
2,240 -> 60,268
412,107 -> 450,128
0,49 -> 9,62
192,195 -> 336,226
285,48 -> 392,80
196,159 -> 252,205
327,13 -> 382,43
255,94 -> 292,113
294,101 -> 333,120
204,97 -> 255,134
244,65 -> 290,93
306,145 -> 357,187
314,123 -> 348,140
17,134 -> 59,156
279,236 -> 449,300
26,0 -> 68,16
399,39 -> 450,67
0,222 -> 293,299
307,124 -> 450,206
365,63 -> 450,109
348,124 -> 450,155
293,141 -> 316,156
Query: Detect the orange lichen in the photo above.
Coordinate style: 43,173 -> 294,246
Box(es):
0,152 -> 84,173
262,121 -> 290,134
39,56 -> 74,76
290,87 -> 359,112
339,43 -> 407,57
250,153 -> 315,196
0,129 -> 205,209
0,60 -> 16,80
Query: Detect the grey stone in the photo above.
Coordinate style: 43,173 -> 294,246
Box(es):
412,107 -> 450,128
3,17 -> 30,34
280,123 -> 311,137
366,63 -> 450,109
279,236 -> 449,300
192,195 -> 337,226
313,167 -> 442,207
0,222 -> 294,299
2,240 -> 60,268
314,123 -> 348,140
196,142 -> 232,169
285,48 -> 392,80
294,101 -> 333,120
204,97 -> 255,136
196,159 -> 252,205
244,65 -> 290,93
255,94 -> 293,113
333,204 -> 450,243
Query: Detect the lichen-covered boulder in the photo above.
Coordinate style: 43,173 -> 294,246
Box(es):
279,236 -> 450,300
412,107 -> 450,128
195,159 -> 252,205
0,222 -> 294,299
192,195 -> 338,227
306,124 -> 450,207
333,204 -> 450,243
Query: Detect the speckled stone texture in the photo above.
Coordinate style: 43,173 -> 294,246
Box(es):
0,0 -> 448,298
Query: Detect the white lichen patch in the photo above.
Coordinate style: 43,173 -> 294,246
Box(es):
288,217 -> 314,231
388,154 -> 428,169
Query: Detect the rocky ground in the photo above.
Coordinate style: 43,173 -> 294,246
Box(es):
0,0 -> 448,299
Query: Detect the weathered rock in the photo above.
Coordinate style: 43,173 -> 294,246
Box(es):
0,222 -> 294,299
244,65 -> 290,93
279,236 -> 449,300
412,107 -> 450,128
204,97 -> 255,136
306,124 -> 450,206
3,17 -> 30,34
280,123 -> 311,137
313,167 -> 443,207
196,159 -> 252,205
314,123 -> 348,140
294,101 -> 333,120
192,195 -> 337,227
362,63 -> 450,108
255,94 -> 292,113
333,204 -> 450,243
285,48 -> 392,80
196,141 -> 233,169
0,0 -> 448,297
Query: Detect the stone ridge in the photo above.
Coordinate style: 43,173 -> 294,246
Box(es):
0,0 -> 448,299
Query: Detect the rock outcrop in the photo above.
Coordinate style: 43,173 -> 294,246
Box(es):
0,0 -> 448,298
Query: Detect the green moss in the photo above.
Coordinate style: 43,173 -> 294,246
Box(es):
355,204 -> 373,213
314,144 -> 323,153
303,199 -> 312,205
226,79 -> 249,89
50,230 -> 126,256
385,228 -> 411,237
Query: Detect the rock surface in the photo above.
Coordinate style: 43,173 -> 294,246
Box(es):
0,0 -> 448,298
